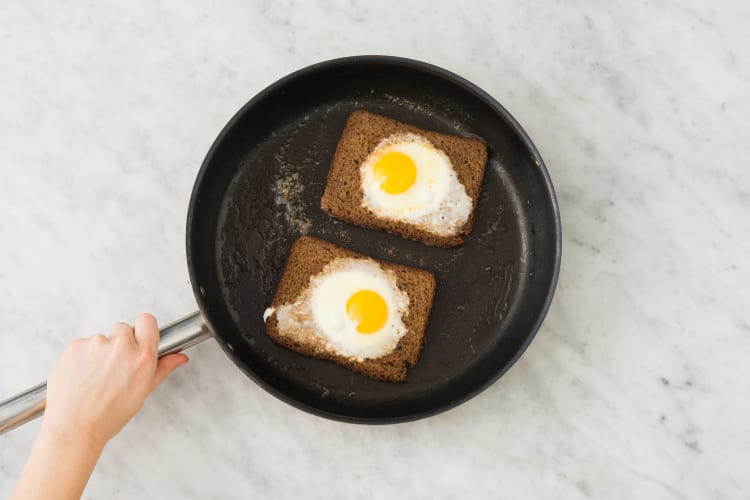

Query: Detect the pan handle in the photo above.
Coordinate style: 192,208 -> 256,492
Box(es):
0,311 -> 211,435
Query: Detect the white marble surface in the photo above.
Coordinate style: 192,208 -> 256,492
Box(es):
1,0 -> 749,498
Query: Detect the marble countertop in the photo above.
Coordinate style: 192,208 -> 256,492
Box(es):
1,1 -> 748,498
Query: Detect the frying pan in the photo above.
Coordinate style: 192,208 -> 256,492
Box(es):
0,56 -> 560,430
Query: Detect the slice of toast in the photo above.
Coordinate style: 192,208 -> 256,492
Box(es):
264,236 -> 436,382
321,110 -> 488,247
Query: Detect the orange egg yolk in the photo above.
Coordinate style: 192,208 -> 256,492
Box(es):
346,290 -> 388,334
373,152 -> 417,194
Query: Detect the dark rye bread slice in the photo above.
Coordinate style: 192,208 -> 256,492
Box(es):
321,110 -> 488,247
264,236 -> 436,382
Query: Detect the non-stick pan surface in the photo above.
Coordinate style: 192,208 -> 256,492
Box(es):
187,56 -> 560,423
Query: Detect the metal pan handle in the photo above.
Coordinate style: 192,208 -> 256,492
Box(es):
0,311 -> 211,435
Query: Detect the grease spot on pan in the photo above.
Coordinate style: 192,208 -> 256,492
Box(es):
274,172 -> 311,234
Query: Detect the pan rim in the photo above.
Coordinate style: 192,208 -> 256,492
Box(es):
186,55 -> 562,424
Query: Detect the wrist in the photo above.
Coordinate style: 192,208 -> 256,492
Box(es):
39,419 -> 107,457
14,417 -> 106,500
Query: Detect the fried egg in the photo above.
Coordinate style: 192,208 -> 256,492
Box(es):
264,258 -> 409,360
360,133 -> 472,236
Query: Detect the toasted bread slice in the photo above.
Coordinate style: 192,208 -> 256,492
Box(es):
264,236 -> 436,382
321,110 -> 488,247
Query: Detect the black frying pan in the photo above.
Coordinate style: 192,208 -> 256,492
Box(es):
0,56 -> 560,428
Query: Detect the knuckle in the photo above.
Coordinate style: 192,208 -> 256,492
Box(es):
110,321 -> 132,335
112,331 -> 131,345
92,333 -> 108,344
136,349 -> 155,368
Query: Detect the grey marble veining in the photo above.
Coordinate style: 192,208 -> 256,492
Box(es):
1,1 -> 749,498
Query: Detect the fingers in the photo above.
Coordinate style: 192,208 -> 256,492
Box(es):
89,333 -> 109,344
151,353 -> 189,391
108,322 -> 134,344
134,313 -> 159,356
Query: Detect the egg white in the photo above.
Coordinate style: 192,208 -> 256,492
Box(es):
360,133 -> 472,236
267,258 -> 409,360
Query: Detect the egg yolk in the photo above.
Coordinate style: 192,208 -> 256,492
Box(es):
373,152 -> 417,194
346,290 -> 388,334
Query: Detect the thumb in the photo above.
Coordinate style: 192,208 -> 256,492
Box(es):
151,353 -> 189,390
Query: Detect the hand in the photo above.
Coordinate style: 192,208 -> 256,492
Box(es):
42,313 -> 188,450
